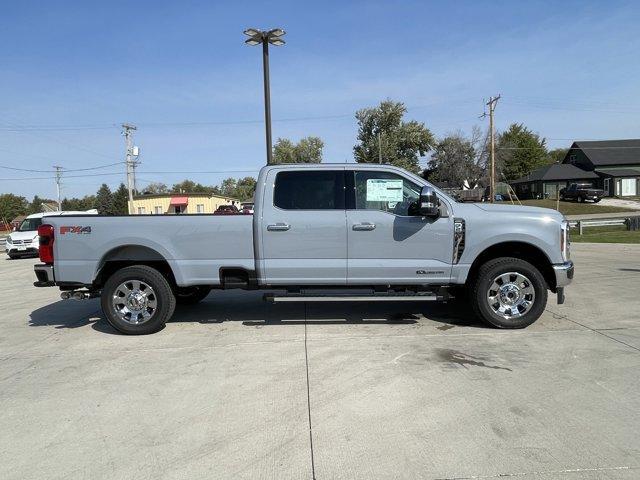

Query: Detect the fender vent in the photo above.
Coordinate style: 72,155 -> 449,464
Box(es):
453,218 -> 465,264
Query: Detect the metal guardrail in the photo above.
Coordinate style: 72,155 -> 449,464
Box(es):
569,218 -> 628,235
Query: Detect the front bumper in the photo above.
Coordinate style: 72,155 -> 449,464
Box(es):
552,261 -> 574,305
6,245 -> 38,256
553,261 -> 574,288
34,264 -> 55,287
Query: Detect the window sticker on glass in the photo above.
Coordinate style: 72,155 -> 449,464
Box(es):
366,179 -> 403,202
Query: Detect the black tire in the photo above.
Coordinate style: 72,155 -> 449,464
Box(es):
470,257 -> 547,329
7,253 -> 17,259
593,198 -> 601,203
175,286 -> 211,305
101,265 -> 176,335
559,194 -> 564,201
577,195 -> 584,203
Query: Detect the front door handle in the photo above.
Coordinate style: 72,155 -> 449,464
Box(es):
267,222 -> 291,231
352,222 -> 376,231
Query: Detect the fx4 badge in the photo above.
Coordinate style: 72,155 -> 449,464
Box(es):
60,226 -> 92,235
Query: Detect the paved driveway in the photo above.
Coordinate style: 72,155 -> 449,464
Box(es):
597,198 -> 640,210
1,244 -> 639,479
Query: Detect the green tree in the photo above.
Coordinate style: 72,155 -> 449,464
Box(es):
234,177 -> 257,200
95,184 -> 115,215
547,148 -> 569,164
354,100 -> 435,173
171,180 -> 215,194
144,182 -> 169,194
61,195 -> 96,211
219,178 -> 238,197
112,183 -> 129,215
427,129 -> 485,188
0,193 -> 29,223
28,195 -> 45,214
273,136 -> 324,164
496,123 -> 549,180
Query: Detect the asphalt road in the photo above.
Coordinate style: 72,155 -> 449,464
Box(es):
1,244 -> 639,480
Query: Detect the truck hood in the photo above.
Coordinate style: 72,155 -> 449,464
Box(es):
473,203 -> 564,220
8,231 -> 39,242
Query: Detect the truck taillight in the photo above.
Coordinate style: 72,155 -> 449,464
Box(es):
38,224 -> 55,264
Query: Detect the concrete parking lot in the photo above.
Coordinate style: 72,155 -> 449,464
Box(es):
1,244 -> 639,480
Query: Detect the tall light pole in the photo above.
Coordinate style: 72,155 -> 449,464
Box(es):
244,28 -> 286,165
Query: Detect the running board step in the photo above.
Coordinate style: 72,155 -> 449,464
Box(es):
264,293 -> 440,303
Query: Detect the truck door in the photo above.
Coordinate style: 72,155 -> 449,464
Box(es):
346,169 -> 453,285
259,168 -> 347,285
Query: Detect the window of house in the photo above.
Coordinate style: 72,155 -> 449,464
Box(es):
352,170 -> 421,216
570,154 -> 576,163
196,204 -> 204,213
154,206 -> 162,214
274,171 -> 344,210
604,178 -> 610,195
137,206 -> 146,215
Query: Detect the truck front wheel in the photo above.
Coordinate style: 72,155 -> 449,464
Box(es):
471,257 -> 547,329
101,265 -> 176,335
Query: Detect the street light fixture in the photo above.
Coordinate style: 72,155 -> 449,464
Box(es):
244,28 -> 286,165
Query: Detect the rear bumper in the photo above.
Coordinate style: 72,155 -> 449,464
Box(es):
34,264 -> 55,287
553,261 -> 574,288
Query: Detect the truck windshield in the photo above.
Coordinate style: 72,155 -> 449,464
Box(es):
18,218 -> 43,232
18,218 -> 42,232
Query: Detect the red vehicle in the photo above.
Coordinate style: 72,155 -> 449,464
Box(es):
213,205 -> 239,215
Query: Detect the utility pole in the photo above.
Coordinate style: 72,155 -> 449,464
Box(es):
122,123 -> 137,214
378,132 -> 382,164
53,165 -> 63,211
480,95 -> 501,203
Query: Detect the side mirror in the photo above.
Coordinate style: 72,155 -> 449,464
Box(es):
418,186 -> 440,217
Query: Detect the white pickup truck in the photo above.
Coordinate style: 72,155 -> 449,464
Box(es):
33,164 -> 573,335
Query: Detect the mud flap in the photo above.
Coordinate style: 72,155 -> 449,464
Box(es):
557,287 -> 565,305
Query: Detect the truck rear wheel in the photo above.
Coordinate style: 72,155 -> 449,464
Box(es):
101,265 -> 176,335
471,257 -> 547,329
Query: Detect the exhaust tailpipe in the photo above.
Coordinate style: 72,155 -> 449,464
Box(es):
61,290 -> 93,301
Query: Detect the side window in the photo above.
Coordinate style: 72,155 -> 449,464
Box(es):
274,171 -> 344,210
353,171 -> 421,216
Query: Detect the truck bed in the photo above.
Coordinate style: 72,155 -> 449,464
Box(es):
46,214 -> 255,286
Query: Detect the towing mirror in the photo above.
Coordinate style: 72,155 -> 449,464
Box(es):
418,186 -> 440,218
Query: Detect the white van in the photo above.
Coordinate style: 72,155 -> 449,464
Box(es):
6,210 -> 97,259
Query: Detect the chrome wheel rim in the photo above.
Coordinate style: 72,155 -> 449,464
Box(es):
112,280 -> 157,325
486,272 -> 535,319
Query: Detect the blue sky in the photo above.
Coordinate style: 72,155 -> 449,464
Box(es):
1,0 -> 639,200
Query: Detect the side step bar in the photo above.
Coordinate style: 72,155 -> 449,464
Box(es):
264,293 -> 440,303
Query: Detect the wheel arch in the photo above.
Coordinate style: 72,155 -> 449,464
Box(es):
466,241 -> 556,292
94,245 -> 178,288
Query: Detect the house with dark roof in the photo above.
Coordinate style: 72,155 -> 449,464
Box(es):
510,139 -> 640,199
510,163 -> 599,199
563,139 -> 640,197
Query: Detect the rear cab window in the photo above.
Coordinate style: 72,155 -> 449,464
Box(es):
273,170 -> 345,210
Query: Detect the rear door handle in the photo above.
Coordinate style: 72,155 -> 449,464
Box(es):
352,222 -> 376,231
267,223 -> 291,231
